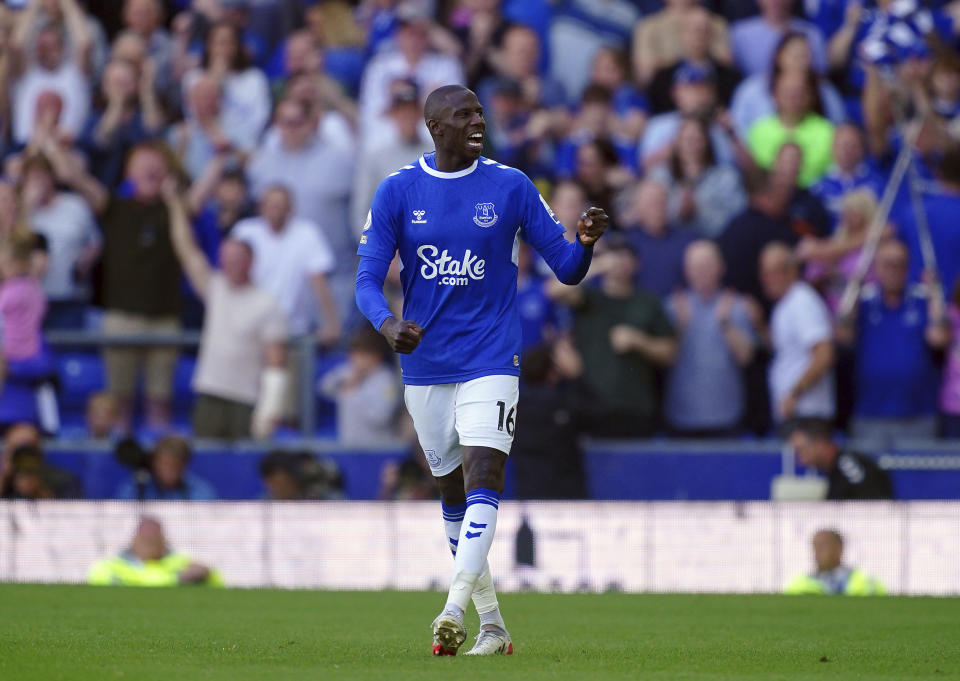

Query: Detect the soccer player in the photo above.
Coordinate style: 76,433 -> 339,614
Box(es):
355,85 -> 608,656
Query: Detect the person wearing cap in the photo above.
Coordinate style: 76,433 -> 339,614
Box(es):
646,6 -> 741,114
785,529 -> 886,595
358,5 -> 464,135
548,237 -> 677,438
640,61 -> 738,168
88,516 -> 225,587
784,418 -> 894,500
351,78 -> 433,237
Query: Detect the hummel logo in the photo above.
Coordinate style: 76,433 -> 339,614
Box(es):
412,210 -> 427,224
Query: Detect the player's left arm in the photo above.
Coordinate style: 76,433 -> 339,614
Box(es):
520,179 -> 608,285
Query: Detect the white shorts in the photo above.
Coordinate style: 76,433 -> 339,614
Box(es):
404,375 -> 520,477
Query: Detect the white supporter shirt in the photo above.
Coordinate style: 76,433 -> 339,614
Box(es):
769,281 -> 836,421
231,216 -> 335,336
246,134 -> 355,259
193,273 -> 287,405
12,62 -> 90,143
30,192 -> 99,301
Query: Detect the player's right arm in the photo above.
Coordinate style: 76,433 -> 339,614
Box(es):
355,179 -> 424,354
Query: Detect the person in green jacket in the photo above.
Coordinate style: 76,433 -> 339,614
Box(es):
785,529 -> 885,596
88,516 -> 224,587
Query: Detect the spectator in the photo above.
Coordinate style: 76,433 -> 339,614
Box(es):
79,55 -> 164,189
231,184 -> 340,343
785,529 -> 886,595
121,0 -> 173,100
554,86 -> 638,180
632,0 -> 732,85
116,435 -> 217,501
246,97 -> 354,263
447,0 -> 509,88
258,450 -> 345,501
516,242 -> 558,350
665,241 -> 757,435
0,422 -> 79,498
837,240 -> 949,442
548,180 -> 589,238
182,21 -> 270,153
8,0 -> 92,145
809,123 -> 884,225
358,6 -> 464,134
646,7 -> 740,114
319,327 -> 399,447
168,73 -> 245,181
572,137 -> 633,216
85,391 -> 121,440
621,179 -> 697,299
720,145 -> 831,304
730,0 -> 827,77
548,238 -> 677,437
748,69 -> 835,187
476,23 -> 565,111
378,448 -> 437,501
649,115 -> 747,237
166,179 -> 288,441
640,62 -> 738,168
940,280 -> 960,438
55,140 -> 182,431
0,231 -> 58,432
894,145 -> 960,301
18,153 -> 99,329
511,340 -> 587,499
88,516 -> 224,587
799,188 -> 882,313
351,79 -> 433,238
785,417 -> 894,499
761,242 -> 836,423
730,32 -> 847,139
586,46 -> 647,145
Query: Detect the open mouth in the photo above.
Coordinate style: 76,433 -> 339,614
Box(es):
466,132 -> 484,149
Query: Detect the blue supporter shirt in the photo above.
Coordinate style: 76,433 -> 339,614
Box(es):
356,153 -> 592,385
893,188 -> 960,298
854,284 -> 940,418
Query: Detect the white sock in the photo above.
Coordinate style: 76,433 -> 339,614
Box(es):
445,488 -> 499,612
441,501 -> 503,623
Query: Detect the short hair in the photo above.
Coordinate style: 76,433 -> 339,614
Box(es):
153,435 -> 191,463
783,417 -> 834,441
423,84 -> 472,124
815,528 -> 844,548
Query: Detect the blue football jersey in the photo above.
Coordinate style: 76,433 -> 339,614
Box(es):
357,153 -> 590,385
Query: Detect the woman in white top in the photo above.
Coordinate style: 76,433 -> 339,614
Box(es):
183,22 -> 270,151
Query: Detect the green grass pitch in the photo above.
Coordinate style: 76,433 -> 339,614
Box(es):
1,585 -> 957,680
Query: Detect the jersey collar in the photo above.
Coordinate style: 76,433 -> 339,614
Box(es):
419,154 -> 479,179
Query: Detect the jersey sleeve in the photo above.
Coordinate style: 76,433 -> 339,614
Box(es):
518,177 -> 592,285
357,178 -> 401,263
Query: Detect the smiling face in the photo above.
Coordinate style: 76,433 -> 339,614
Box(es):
426,88 -> 486,166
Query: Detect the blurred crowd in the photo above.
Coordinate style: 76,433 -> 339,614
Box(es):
0,0 -> 959,484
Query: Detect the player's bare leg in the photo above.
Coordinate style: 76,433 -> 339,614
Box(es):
433,447 -> 513,656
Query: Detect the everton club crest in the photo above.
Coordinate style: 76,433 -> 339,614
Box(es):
473,202 -> 498,228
